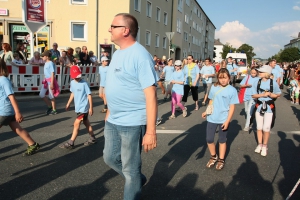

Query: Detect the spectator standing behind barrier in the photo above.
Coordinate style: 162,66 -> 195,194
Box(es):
29,51 -> 44,66
80,46 -> 91,65
0,43 -> 14,64
67,48 -> 75,65
104,13 -> 157,200
15,43 -> 28,64
59,51 -> 71,67
50,42 -> 60,65
74,47 -> 81,64
11,52 -> 24,65
0,58 -> 40,156
89,51 -> 98,66
59,65 -> 96,149
99,56 -> 109,113
40,50 -> 59,115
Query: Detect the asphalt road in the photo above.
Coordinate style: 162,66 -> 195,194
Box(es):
0,84 -> 299,200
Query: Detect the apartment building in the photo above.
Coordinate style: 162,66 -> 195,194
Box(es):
0,0 -> 215,60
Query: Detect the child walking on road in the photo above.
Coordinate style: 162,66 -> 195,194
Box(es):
169,60 -> 187,119
40,50 -> 59,115
59,65 -> 96,149
202,68 -> 239,170
0,58 -> 40,156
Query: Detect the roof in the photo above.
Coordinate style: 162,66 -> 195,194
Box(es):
214,39 -> 223,45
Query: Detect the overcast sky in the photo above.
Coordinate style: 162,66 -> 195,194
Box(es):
198,0 -> 300,58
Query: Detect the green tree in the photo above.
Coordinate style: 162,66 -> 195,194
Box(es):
221,43 -> 236,59
237,43 -> 256,65
268,49 -> 283,63
280,47 -> 300,62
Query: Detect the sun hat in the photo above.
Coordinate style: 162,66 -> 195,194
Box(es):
257,65 -> 272,74
101,56 -> 109,62
174,60 -> 182,66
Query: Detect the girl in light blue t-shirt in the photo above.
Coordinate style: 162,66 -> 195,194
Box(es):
202,68 -> 239,170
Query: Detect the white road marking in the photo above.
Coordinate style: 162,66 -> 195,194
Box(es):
156,130 -> 189,134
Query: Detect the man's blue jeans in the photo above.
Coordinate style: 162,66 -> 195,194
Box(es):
103,121 -> 145,200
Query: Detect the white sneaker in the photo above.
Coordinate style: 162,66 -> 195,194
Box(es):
243,127 -> 249,131
261,147 -> 268,156
254,145 -> 262,153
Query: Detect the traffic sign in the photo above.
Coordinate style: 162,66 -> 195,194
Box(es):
22,0 -> 47,33
165,32 -> 175,41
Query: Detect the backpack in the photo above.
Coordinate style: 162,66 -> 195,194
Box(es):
256,78 -> 276,101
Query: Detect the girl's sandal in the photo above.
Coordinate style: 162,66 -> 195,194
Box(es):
216,159 -> 225,170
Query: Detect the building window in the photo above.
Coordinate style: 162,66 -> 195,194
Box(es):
71,0 -> 87,4
163,12 -> 168,25
184,32 -> 188,41
186,0 -> 190,6
71,22 -> 87,41
134,0 -> 141,12
163,37 -> 167,49
177,0 -> 183,12
146,1 -> 152,17
176,18 -> 182,33
146,30 -> 151,46
155,34 -> 159,47
156,7 -> 161,22
193,21 -> 196,29
184,14 -> 189,24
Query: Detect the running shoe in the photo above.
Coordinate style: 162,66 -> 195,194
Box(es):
156,119 -> 162,126
23,143 -> 41,156
48,110 -> 58,115
169,115 -> 176,119
254,144 -> 262,153
182,107 -> 187,117
46,107 -> 52,114
243,127 -> 250,131
59,142 -> 74,149
261,147 -> 268,156
206,155 -> 218,168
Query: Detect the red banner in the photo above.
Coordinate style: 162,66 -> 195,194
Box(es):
26,0 -> 45,23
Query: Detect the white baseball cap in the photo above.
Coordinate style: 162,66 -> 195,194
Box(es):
174,60 -> 182,66
101,56 -> 109,62
257,65 -> 272,74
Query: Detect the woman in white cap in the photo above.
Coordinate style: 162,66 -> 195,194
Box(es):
169,60 -> 187,119
250,65 -> 281,156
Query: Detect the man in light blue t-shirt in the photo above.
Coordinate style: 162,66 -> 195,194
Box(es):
226,57 -> 238,87
161,58 -> 174,101
269,59 -> 281,86
103,13 -> 157,200
200,57 -> 215,106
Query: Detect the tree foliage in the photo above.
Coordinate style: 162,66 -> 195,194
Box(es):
279,47 -> 300,62
221,43 -> 236,59
237,44 -> 256,65
268,49 -> 283,63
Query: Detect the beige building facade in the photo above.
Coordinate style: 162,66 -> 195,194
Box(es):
0,0 -> 214,60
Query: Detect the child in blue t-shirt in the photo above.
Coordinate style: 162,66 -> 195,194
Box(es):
40,50 -> 58,115
59,65 -> 96,149
0,59 -> 40,156
202,68 -> 239,170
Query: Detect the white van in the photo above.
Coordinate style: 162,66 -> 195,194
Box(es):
226,53 -> 248,81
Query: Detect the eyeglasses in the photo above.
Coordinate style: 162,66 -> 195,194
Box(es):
110,25 -> 126,29
175,65 -> 181,67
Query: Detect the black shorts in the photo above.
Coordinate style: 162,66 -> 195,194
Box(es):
76,113 -> 88,121
0,115 -> 16,126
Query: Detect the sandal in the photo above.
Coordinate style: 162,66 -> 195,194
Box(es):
206,155 -> 218,168
216,159 -> 225,170
194,105 -> 199,111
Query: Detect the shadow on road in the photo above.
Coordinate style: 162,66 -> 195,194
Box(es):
277,132 -> 300,200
